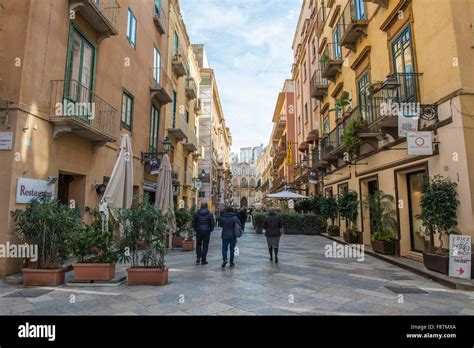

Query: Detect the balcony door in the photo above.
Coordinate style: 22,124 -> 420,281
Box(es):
353,0 -> 366,20
333,28 -> 341,59
66,28 -> 95,105
392,26 -> 416,102
357,70 -> 372,123
407,170 -> 427,252
153,46 -> 161,84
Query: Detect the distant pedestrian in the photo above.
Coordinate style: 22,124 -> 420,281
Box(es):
238,207 -> 247,231
218,207 -> 242,268
263,207 -> 282,263
215,208 -> 221,227
192,202 -> 215,265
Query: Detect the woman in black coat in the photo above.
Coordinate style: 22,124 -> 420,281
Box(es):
218,207 -> 242,268
263,208 -> 282,263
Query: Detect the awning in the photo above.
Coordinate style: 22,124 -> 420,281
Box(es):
306,130 -> 319,143
298,142 -> 309,152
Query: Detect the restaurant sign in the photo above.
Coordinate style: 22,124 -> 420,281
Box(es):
16,178 -> 55,204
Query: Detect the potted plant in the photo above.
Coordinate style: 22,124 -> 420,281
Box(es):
321,195 -> 338,235
302,214 -> 326,235
11,196 -> 81,286
329,91 -> 352,119
252,212 -> 266,234
341,116 -> 366,157
364,191 -> 398,255
175,208 -> 192,250
280,213 -> 302,235
117,196 -> 169,286
417,175 -> 459,275
338,190 -> 360,243
366,81 -> 383,95
69,208 -> 119,281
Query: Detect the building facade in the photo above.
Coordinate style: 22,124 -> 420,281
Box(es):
193,45 -> 232,212
306,0 -> 474,258
231,162 -> 258,208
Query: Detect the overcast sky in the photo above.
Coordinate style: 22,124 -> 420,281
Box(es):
181,0 -> 302,153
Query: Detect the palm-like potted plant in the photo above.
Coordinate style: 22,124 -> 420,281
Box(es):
338,190 -> 360,243
329,91 -> 352,119
69,208 -> 119,281
11,196 -> 81,286
280,213 -> 303,235
417,175 -> 459,275
175,208 -> 194,251
341,116 -> 367,157
117,195 -> 169,286
321,195 -> 339,236
363,191 -> 398,255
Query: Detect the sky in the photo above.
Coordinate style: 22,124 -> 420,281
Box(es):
180,0 -> 302,153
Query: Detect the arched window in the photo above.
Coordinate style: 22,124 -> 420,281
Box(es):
250,179 -> 256,188
241,178 -> 247,187
232,178 -> 238,187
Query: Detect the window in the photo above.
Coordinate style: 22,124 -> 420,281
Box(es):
154,0 -> 162,14
298,116 -> 301,133
333,26 -> 341,58
323,116 -> 329,134
173,31 -> 179,56
357,70 -> 371,123
149,106 -> 159,153
199,191 -> 206,198
304,103 -> 309,123
304,61 -> 307,80
392,26 -> 416,102
66,28 -> 95,107
121,90 -> 134,130
153,46 -> 161,83
186,110 -> 189,123
126,9 -> 137,48
312,38 -> 317,60
353,0 -> 366,21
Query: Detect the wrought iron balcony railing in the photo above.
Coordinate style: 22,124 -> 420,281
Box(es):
71,0 -> 120,39
310,69 -> 329,100
153,1 -> 166,34
320,43 -> 343,81
151,67 -> 173,105
338,0 -> 368,52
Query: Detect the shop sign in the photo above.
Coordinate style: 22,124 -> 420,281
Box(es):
16,178 -> 55,204
286,141 -> 293,166
449,235 -> 471,279
143,180 -> 157,192
407,132 -> 433,156
195,179 -> 202,189
308,171 -> 318,184
149,159 -> 160,175
288,199 -> 294,209
0,132 -> 13,150
398,112 -> 418,137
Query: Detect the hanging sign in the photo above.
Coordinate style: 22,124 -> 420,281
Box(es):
286,141 -> 293,166
407,132 -> 433,156
149,159 -> 160,175
449,235 -> 471,279
16,178 -> 55,204
0,132 -> 13,150
308,171 -> 318,184
195,179 -> 202,189
398,112 -> 418,137
288,199 -> 294,209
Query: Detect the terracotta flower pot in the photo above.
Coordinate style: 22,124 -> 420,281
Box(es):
72,263 -> 115,281
127,267 -> 169,286
22,267 -> 68,286
182,240 -> 194,251
172,236 -> 184,248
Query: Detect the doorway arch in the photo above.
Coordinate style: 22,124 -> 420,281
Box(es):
240,196 -> 248,208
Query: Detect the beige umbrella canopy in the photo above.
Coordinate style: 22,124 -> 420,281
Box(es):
155,153 -> 176,248
102,134 -> 134,212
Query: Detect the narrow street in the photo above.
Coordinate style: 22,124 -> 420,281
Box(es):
1,224 -> 472,316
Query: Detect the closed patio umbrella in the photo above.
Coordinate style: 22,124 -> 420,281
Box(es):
101,134 -> 134,235
155,153 -> 176,248
266,190 -> 308,200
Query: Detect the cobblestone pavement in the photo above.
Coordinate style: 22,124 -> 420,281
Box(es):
1,223 -> 474,315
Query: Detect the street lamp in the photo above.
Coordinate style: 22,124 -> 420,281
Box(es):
162,137 -> 172,153
302,155 -> 308,168
201,169 -> 207,178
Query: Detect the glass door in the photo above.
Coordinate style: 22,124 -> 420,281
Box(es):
153,46 -> 161,84
354,0 -> 366,20
392,26 -> 416,102
407,171 -> 427,252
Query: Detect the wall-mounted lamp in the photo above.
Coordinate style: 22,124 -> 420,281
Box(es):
47,176 -> 58,185
162,137 -> 172,153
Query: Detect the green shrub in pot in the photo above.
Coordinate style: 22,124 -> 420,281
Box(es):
301,214 -> 326,235
251,212 -> 266,234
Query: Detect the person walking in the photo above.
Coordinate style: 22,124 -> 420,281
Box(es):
263,207 -> 282,263
215,207 -> 221,227
238,207 -> 247,232
218,207 -> 242,268
192,202 -> 214,265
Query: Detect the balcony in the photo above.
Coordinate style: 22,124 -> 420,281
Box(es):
338,0 -> 369,52
310,70 -> 329,101
183,131 -> 198,153
274,114 -> 286,139
171,164 -> 180,184
368,73 -> 438,136
320,43 -> 343,82
273,145 -> 287,167
185,77 -> 197,100
194,98 -> 202,114
48,80 -> 117,145
172,47 -> 187,77
363,0 -> 388,8
153,2 -> 166,35
193,144 -> 204,159
69,0 -> 119,40
184,172 -> 193,187
167,112 -> 188,141
150,68 -> 173,106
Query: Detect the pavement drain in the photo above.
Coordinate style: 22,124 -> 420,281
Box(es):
384,286 -> 428,294
3,288 -> 54,298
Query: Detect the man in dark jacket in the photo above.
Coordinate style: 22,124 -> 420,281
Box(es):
263,208 -> 282,263
238,207 -> 247,231
192,202 -> 215,265
218,207 -> 242,268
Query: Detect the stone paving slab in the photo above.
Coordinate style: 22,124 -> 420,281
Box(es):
0,224 -> 473,315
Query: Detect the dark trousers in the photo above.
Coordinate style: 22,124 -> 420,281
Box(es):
196,231 -> 211,261
222,238 -> 237,263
